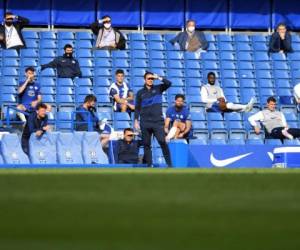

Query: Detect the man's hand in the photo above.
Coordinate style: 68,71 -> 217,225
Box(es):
31,100 -> 38,108
177,133 -> 184,138
110,43 -> 116,48
101,17 -> 111,23
0,34 -> 4,41
36,130 -> 43,137
153,74 -> 163,81
254,126 -> 260,135
134,120 -> 140,131
43,125 -> 50,131
164,127 -> 169,134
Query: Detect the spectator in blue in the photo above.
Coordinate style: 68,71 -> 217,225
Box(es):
75,94 -> 111,148
170,20 -> 208,54
17,67 -> 51,124
109,69 -> 135,113
269,23 -> 293,54
40,44 -> 82,79
21,103 -> 50,155
165,94 -> 192,141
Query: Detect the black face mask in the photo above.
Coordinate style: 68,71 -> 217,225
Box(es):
5,21 -> 13,26
65,52 -> 73,57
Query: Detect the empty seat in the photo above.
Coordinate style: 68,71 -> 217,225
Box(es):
1,134 -> 30,164
29,132 -> 57,164
57,132 -> 84,164
82,132 -> 109,164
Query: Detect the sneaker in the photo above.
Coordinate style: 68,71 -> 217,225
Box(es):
244,97 -> 256,112
282,128 -> 294,140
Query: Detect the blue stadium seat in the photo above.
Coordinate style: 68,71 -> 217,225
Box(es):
219,42 -> 234,51
228,139 -> 245,145
57,31 -> 75,40
209,139 -> 227,145
131,50 -> 148,59
112,50 -> 130,59
238,61 -> 254,70
95,58 -> 111,67
234,34 -> 250,43
148,41 -> 164,50
252,35 -> 267,43
147,33 -> 163,41
237,52 -> 253,61
76,40 -> 93,49
205,34 -> 216,42
220,61 -> 236,70
246,139 -> 264,145
40,49 -> 56,58
113,59 -> 130,68
185,52 -> 199,60
56,112 -> 73,131
57,132 -> 84,164
129,33 -> 146,41
26,39 -> 39,49
20,58 -> 38,67
185,60 -> 201,69
201,52 -> 218,61
23,31 -> 39,39
29,132 -> 57,164
190,112 -> 206,121
94,50 -> 111,58
220,52 -> 235,61
82,132 -> 109,164
2,49 -> 18,58
130,41 -> 147,50
40,40 -> 57,49
78,59 -> 93,68
189,139 -> 208,145
2,67 -> 19,76
1,134 -> 30,164
217,34 -> 232,42
222,79 -> 239,88
3,59 -> 19,67
255,62 -> 271,70
273,70 -> 290,79
76,49 -> 92,58
76,32 -> 93,40
40,31 -> 56,40
203,61 -> 219,70
253,43 -> 268,51
283,139 -> 300,145
265,139 -> 282,145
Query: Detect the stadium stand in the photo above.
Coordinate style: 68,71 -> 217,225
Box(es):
1,0 -> 300,167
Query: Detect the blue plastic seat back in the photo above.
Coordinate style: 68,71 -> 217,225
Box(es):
57,132 -> 84,164
29,132 -> 57,164
82,132 -> 109,164
1,134 -> 30,164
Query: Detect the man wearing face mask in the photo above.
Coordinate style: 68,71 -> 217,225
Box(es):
0,12 -> 29,49
91,15 -> 126,50
201,72 -> 255,113
40,44 -> 82,79
170,19 -> 208,53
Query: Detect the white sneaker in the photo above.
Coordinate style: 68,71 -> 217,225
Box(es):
244,97 -> 256,112
282,128 -> 294,140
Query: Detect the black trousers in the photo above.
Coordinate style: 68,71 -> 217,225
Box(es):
21,134 -> 30,155
270,127 -> 300,139
140,120 -> 171,167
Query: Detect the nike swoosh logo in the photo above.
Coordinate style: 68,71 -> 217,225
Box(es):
267,152 -> 274,161
210,152 -> 253,167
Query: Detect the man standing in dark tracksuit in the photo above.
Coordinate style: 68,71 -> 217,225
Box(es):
40,44 -> 82,79
134,72 -> 172,167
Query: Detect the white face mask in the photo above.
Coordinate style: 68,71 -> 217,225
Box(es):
104,23 -> 111,29
187,26 -> 195,33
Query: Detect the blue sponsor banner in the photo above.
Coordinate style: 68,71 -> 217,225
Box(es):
187,145 -> 276,168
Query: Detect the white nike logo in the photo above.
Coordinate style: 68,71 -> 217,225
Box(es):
210,152 -> 253,167
267,152 -> 274,161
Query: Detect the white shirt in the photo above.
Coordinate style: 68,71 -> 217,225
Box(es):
5,25 -> 23,48
200,84 -> 226,108
248,110 -> 287,128
99,28 -> 115,48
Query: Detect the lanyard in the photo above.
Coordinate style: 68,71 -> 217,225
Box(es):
5,26 -> 13,39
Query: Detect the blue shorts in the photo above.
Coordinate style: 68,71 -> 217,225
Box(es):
206,103 -> 222,112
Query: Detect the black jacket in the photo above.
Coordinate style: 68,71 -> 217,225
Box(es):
0,16 -> 29,49
22,112 -> 48,139
134,78 -> 172,123
41,54 -> 82,78
117,140 -> 142,164
269,32 -> 293,53
91,22 -> 126,50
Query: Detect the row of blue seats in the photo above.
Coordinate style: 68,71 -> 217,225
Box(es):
21,31 -> 300,44
0,132 -> 108,164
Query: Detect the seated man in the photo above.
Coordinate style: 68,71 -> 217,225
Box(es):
201,72 -> 255,113
109,69 -> 135,113
75,94 -> 111,147
170,19 -> 208,53
21,103 -> 50,155
248,96 -> 300,140
117,128 -> 142,164
91,15 -> 126,50
41,44 -> 82,79
269,23 -> 293,54
165,94 -> 192,141
17,67 -> 51,124
0,12 -> 29,50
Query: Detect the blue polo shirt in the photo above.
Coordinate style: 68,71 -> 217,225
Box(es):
18,81 -> 41,109
166,106 -> 191,123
